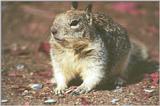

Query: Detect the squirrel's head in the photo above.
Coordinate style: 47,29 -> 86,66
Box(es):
51,2 -> 96,43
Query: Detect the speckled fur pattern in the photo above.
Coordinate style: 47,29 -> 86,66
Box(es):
49,2 -> 148,95
50,34 -> 107,94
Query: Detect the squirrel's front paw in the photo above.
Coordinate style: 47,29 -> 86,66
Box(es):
72,84 -> 91,95
54,86 -> 67,95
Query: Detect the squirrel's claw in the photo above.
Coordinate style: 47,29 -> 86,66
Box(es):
71,84 -> 91,95
54,86 -> 67,96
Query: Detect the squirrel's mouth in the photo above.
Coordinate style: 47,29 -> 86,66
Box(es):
54,36 -> 65,42
54,36 -> 70,47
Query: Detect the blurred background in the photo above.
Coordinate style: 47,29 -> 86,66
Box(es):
2,2 -> 159,50
1,1 -> 159,105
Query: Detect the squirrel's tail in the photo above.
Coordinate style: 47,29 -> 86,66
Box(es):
125,39 -> 158,83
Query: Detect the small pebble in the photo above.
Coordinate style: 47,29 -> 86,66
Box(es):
144,89 -> 154,93
44,98 -> 57,104
21,45 -> 28,50
30,72 -> 34,76
100,101 -> 104,104
129,92 -> 134,96
111,98 -> 119,104
22,90 -> 29,96
29,83 -> 43,90
1,99 -> 8,103
16,64 -> 24,70
75,101 -> 80,105
24,95 -> 33,99
113,87 -> 123,93
116,86 -> 120,89
151,86 -> 156,89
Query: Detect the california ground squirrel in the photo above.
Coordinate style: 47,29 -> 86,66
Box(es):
49,2 -> 148,95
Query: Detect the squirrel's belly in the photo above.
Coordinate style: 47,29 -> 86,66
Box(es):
56,51 -> 86,80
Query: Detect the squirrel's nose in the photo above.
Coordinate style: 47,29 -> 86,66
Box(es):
51,26 -> 57,35
51,26 -> 65,42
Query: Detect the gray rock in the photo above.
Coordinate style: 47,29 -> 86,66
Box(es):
16,64 -> 25,70
111,98 -> 119,104
44,98 -> 57,104
29,83 -> 43,90
1,99 -> 8,103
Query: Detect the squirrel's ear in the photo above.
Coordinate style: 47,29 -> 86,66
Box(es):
85,3 -> 92,13
71,1 -> 78,10
85,3 -> 93,25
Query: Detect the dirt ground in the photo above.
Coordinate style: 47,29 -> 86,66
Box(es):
1,1 -> 159,105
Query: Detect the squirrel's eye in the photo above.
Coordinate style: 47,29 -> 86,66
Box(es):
70,20 -> 80,29
70,20 -> 79,26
